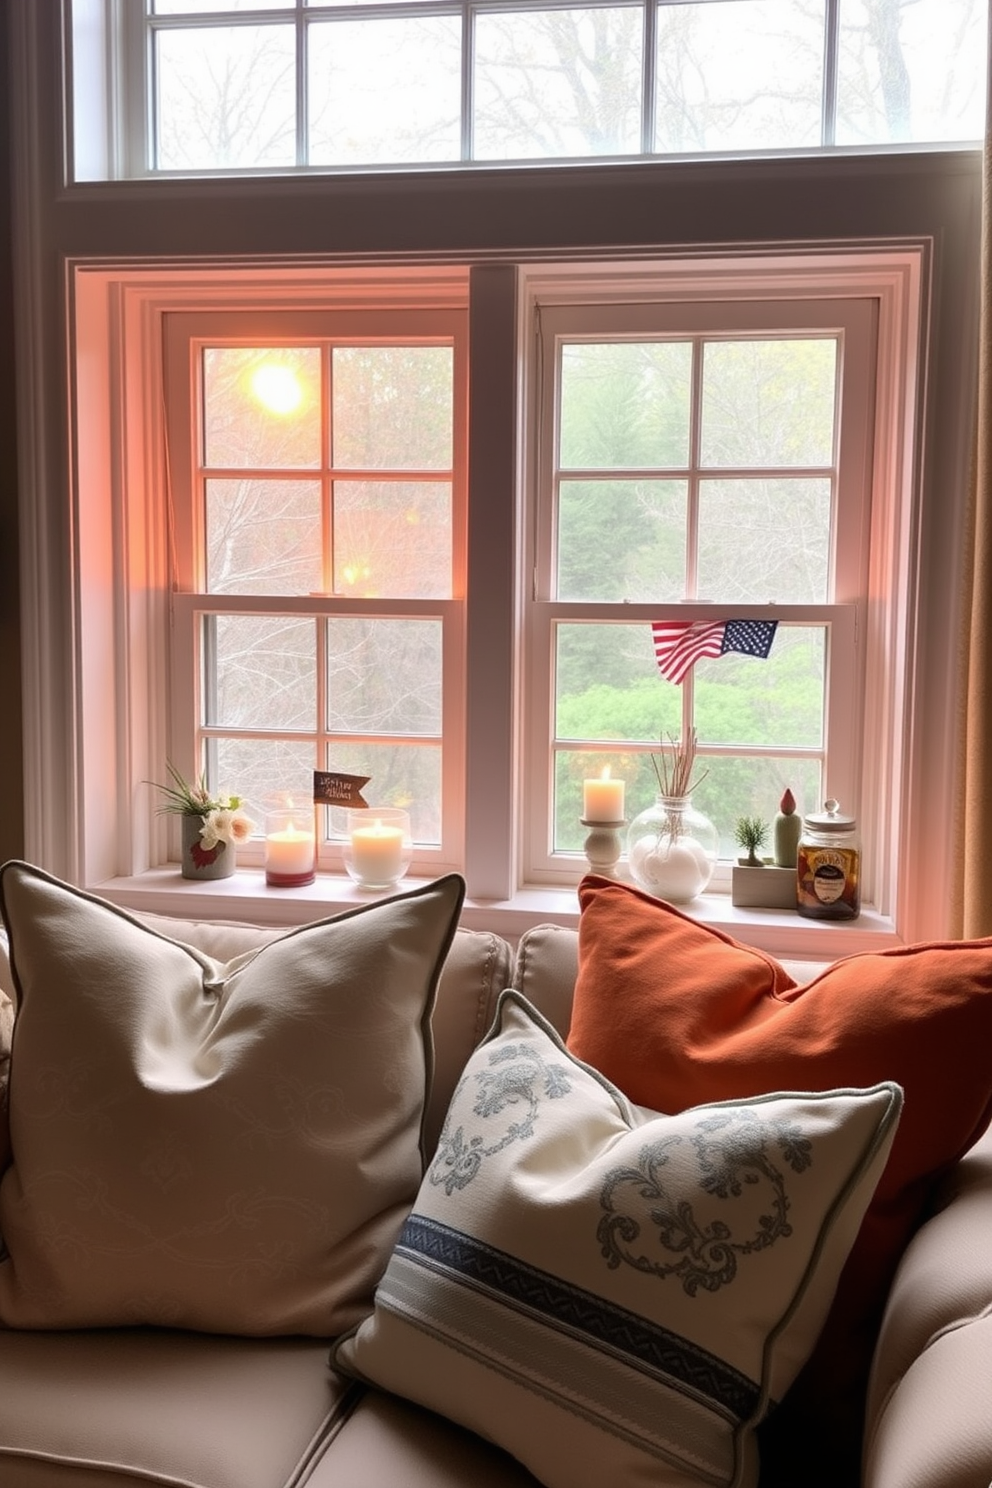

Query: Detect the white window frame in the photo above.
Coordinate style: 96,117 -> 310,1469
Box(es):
523,291 -> 876,889
161,305 -> 469,877
511,251 -> 925,935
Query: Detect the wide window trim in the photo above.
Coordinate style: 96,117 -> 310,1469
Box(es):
50,243 -> 928,958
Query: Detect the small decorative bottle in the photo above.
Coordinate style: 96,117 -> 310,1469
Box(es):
773,787 -> 802,868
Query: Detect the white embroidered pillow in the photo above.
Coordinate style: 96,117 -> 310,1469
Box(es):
335,990 -> 902,1488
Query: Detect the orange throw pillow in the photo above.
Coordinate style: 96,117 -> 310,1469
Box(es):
567,875 -> 992,1486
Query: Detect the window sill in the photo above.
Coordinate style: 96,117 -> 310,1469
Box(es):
94,867 -> 901,961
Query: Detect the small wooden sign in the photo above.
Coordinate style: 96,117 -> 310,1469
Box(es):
313,771 -> 370,808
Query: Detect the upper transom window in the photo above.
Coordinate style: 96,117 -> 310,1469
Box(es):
72,0 -> 987,180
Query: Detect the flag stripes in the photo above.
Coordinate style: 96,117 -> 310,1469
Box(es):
652,619 -> 779,684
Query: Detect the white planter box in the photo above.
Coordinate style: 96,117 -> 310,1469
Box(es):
731,864 -> 798,909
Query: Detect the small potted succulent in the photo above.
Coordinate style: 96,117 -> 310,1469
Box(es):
731,805 -> 799,910
734,815 -> 769,867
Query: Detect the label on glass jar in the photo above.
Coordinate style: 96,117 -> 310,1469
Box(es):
797,845 -> 860,919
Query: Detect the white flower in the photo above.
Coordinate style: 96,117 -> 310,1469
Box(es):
199,807 -> 254,849
228,810 -> 255,844
199,803 -> 255,851
198,809 -> 232,850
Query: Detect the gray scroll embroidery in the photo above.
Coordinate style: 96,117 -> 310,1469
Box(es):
597,1106 -> 813,1295
429,1039 -> 572,1196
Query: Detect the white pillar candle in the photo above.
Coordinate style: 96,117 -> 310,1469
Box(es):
265,824 -> 315,878
349,819 -> 405,884
582,767 -> 625,822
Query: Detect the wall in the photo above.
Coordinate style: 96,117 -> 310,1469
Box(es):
0,4 -> 24,865
4,4 -> 983,937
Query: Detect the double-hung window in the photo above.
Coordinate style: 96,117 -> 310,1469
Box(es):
524,284 -> 876,892
162,303 -> 468,875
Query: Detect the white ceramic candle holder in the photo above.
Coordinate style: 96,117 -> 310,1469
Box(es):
580,817 -> 626,877
344,807 -> 412,890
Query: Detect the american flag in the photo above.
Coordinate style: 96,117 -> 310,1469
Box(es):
651,619 -> 779,685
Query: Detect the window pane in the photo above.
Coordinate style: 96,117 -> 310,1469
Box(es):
701,339 -> 837,468
206,478 -> 322,595
690,755 -> 823,860
332,481 -> 451,599
697,478 -> 831,603
155,25 -> 296,170
308,17 -> 461,166
557,480 -> 687,602
332,347 -> 453,469
326,618 -> 442,735
694,627 -> 826,747
555,624 -> 681,742
321,741 -> 441,844
655,1 -> 825,153
211,738 -> 315,831
559,342 -> 692,469
204,614 -> 316,729
203,348 -> 321,469
837,0 -> 987,145
475,7 -> 643,160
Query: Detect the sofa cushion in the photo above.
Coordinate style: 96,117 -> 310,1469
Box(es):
862,1124 -> 992,1488
335,989 -> 902,1488
306,1389 -> 544,1488
0,1326 -> 356,1488
0,860 -> 463,1335
565,874 -> 992,1484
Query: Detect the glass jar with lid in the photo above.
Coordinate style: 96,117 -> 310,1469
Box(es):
796,799 -> 861,920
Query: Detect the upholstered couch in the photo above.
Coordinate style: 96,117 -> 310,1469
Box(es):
0,862 -> 990,1488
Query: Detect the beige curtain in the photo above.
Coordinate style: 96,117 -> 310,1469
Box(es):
956,39 -> 992,939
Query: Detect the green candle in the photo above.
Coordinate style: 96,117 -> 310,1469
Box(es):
774,787 -> 802,868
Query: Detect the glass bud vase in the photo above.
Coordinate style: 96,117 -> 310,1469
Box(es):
626,793 -> 718,904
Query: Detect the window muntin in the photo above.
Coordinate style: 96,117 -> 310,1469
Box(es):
527,297 -> 872,881
93,0 -> 986,181
165,310 -> 466,870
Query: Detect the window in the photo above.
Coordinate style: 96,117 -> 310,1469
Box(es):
162,303 -> 468,875
73,0 -> 987,180
522,281 -> 877,889
111,249 -> 918,927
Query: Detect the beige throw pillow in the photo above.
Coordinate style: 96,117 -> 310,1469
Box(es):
0,861 -> 463,1336
335,991 -> 902,1488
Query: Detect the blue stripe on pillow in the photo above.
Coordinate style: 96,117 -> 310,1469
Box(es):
396,1212 -> 760,1421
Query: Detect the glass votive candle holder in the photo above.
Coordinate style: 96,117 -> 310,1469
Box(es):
264,799 -> 316,887
343,807 -> 412,890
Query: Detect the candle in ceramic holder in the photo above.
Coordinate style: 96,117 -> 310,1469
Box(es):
582,766 -> 625,823
264,802 -> 316,887
344,807 -> 412,890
